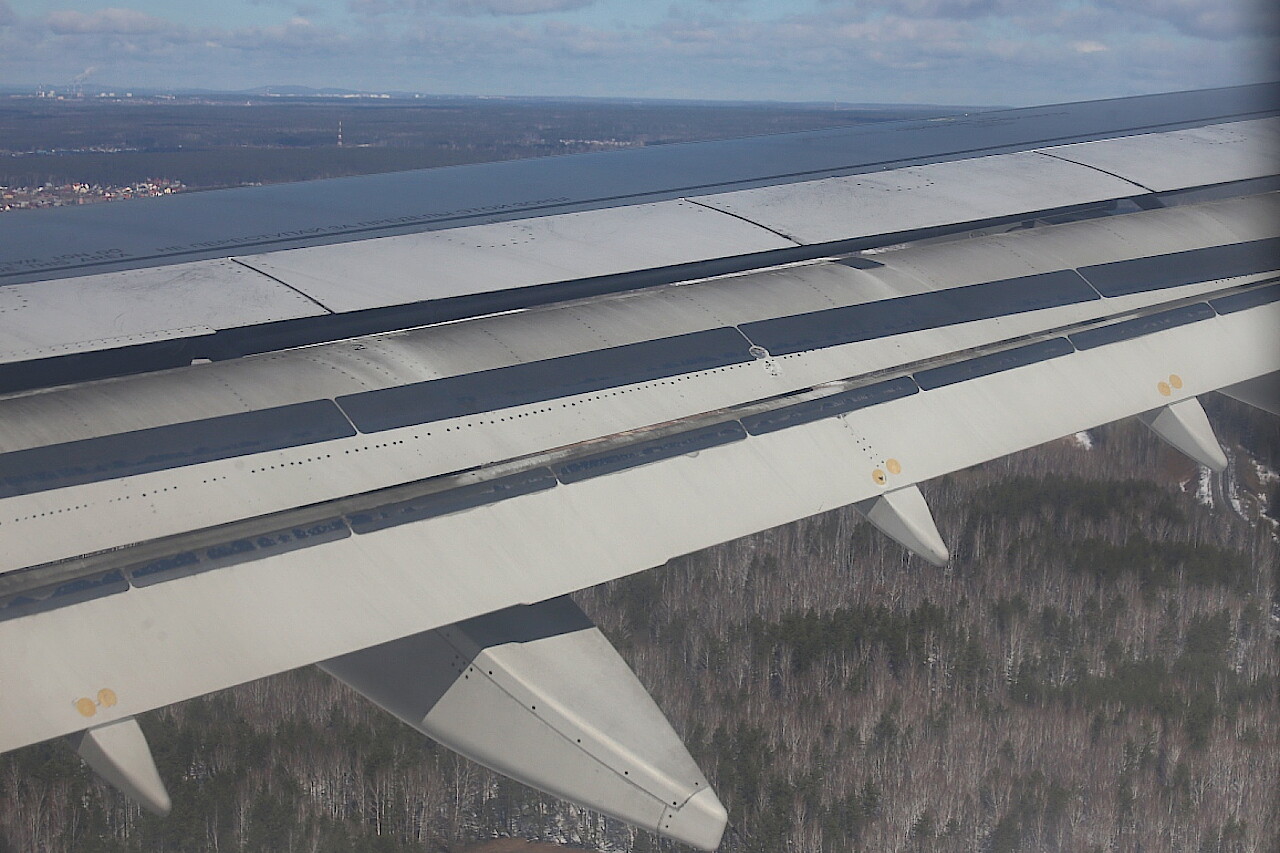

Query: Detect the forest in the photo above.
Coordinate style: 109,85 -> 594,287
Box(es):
1,396 -> 1276,852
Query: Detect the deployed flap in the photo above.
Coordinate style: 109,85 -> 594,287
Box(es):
1138,397 -> 1229,471
68,717 -> 171,816
320,597 -> 727,851
854,484 -> 950,566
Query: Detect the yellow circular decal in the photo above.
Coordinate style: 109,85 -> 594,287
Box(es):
1157,381 -> 1171,396
886,458 -> 902,475
872,468 -> 887,485
1169,374 -> 1183,390
73,688 -> 118,717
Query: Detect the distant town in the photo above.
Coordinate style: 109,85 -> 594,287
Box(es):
1,178 -> 185,211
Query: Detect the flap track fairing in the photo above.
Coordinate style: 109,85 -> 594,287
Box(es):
321,596 -> 728,851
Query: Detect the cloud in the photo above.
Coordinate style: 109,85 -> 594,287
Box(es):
881,0 -> 1010,19
1070,40 -> 1109,53
451,0 -> 595,13
0,1 -> 15,27
347,0 -> 395,14
46,7 -> 172,35
824,0 -> 1279,42
818,0 -> 1039,22
350,0 -> 595,16
1098,0 -> 1279,39
249,0 -> 325,15
4,0 -> 1274,105
230,16 -> 350,51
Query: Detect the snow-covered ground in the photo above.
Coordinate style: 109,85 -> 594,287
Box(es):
1071,431 -> 1094,450
1254,461 -> 1279,534
1186,451 -> 1280,541
1194,465 -> 1215,509
1254,460 -> 1279,488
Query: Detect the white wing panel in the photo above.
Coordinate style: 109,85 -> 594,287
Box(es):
2,298 -> 1274,753
687,151 -> 1140,245
1044,118 -> 1280,192
236,200 -> 796,313
873,194 -> 1279,286
0,259 -> 324,364
846,194 -> 1280,342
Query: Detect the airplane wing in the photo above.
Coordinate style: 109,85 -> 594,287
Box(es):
2,83 -> 1278,849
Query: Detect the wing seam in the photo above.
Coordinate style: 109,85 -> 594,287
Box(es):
229,257 -> 336,315
1034,149 -> 1157,194
681,197 -> 804,246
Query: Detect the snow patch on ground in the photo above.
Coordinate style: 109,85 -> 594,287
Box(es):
1254,461 -> 1279,538
1071,431 -> 1094,450
1195,466 -> 1214,509
1218,449 -> 1250,520
1227,478 -> 1247,519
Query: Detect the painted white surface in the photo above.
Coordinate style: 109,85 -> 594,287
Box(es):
0,259 -> 322,364
854,485 -> 949,566
70,717 -> 171,816
688,151 -> 1138,244
2,196 -> 1274,569
1139,398 -> 1229,471
1044,118 -> 1280,193
238,200 -> 795,312
324,618 -> 726,849
1,300 -> 1275,753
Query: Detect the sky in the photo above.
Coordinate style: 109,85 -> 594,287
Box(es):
1,0 -> 1277,105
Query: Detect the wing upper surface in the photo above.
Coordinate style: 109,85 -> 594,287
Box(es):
3,184 -> 1278,754
1,195 -> 1273,560
1,88 -> 1277,845
2,112 -> 1276,395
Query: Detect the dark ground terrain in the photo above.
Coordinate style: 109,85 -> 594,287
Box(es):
0,96 -> 1277,853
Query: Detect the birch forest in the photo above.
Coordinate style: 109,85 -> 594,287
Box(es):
3,394 -> 1277,853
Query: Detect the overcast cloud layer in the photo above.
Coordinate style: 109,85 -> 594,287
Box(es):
1,0 -> 1276,104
